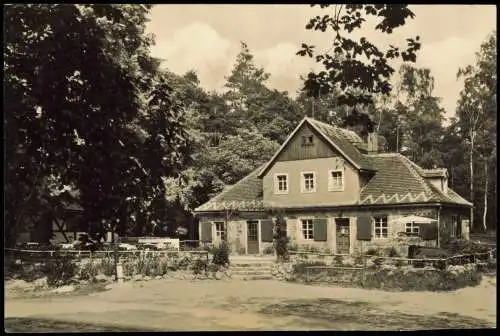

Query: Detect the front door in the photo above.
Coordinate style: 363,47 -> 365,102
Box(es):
335,218 -> 350,254
247,220 -> 259,254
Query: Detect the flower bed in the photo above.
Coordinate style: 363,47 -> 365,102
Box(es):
360,264 -> 482,291
442,239 -> 494,255
280,256 -> 486,292
5,247 -> 229,291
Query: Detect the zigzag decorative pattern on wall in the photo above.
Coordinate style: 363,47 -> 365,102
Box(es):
360,192 -> 431,205
198,200 -> 265,211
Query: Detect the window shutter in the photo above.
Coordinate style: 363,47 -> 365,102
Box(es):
261,219 -> 274,242
356,216 -> 372,240
200,222 -> 213,242
313,218 -> 327,241
420,223 -> 438,240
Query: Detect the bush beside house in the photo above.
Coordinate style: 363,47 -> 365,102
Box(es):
5,249 -> 233,295
275,239 -> 495,292
283,260 -> 484,292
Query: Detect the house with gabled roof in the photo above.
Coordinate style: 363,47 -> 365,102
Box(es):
194,117 -> 472,255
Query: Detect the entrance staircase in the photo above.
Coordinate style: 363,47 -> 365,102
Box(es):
229,255 -> 275,280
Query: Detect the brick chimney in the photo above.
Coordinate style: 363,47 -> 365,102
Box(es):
367,132 -> 378,153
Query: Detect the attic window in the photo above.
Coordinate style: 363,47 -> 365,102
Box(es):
302,135 -> 314,146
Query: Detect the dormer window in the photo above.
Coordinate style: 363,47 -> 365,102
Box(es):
302,135 -> 314,146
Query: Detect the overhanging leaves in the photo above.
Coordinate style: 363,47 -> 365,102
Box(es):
297,4 -> 421,106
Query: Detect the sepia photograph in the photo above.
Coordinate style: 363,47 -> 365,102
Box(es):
4,3 -> 497,332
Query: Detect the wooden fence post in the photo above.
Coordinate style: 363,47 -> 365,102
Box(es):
205,251 -> 209,274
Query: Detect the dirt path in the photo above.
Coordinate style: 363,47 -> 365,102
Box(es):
5,276 -> 496,331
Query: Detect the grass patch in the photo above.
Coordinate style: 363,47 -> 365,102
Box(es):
4,317 -> 160,332
259,298 -> 494,330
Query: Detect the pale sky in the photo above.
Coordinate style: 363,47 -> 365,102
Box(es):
146,5 -> 496,121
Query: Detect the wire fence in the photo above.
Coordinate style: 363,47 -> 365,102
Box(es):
302,248 -> 496,283
179,240 -> 213,251
294,247 -> 496,270
4,248 -> 210,264
5,247 -> 212,282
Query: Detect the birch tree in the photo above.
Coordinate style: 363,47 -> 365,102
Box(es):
456,31 -> 496,232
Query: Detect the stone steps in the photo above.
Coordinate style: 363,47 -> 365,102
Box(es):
231,269 -> 273,274
229,256 -> 276,263
231,266 -> 271,271
230,260 -> 274,264
230,263 -> 274,268
231,275 -> 274,281
228,257 -> 275,280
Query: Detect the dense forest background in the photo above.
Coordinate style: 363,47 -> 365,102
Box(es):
4,5 -> 496,246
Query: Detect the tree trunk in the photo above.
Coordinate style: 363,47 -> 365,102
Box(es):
396,126 -> 399,153
482,158 -> 488,232
469,130 -> 475,232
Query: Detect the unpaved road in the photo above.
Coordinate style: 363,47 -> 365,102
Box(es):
5,276 -> 496,331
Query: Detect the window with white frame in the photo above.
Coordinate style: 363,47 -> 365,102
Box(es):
328,170 -> 344,191
405,222 -> 420,236
301,219 -> 314,240
301,172 -> 316,193
374,216 -> 388,239
214,222 -> 225,241
274,174 -> 288,194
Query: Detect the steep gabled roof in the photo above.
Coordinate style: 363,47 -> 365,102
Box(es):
194,165 -> 265,212
360,153 -> 472,207
195,120 -> 472,213
258,117 -> 375,178
359,154 -> 430,204
307,118 -> 375,171
195,153 -> 471,213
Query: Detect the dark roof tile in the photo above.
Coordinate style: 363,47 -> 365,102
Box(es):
195,124 -> 472,212
307,118 -> 375,171
195,165 -> 265,212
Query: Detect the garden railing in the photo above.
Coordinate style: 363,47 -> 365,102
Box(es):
4,248 -> 210,264
294,247 -> 496,271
